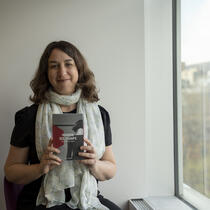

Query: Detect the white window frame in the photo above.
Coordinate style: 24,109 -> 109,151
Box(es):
174,0 -> 210,209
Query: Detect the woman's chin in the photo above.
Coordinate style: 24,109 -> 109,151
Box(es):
55,88 -> 75,96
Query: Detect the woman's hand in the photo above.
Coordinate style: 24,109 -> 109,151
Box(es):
78,138 -> 117,181
78,138 -> 98,168
39,138 -> 62,175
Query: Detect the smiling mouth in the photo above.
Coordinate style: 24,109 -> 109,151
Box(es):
57,79 -> 70,82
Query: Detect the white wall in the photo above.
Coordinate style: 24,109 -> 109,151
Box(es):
144,0 -> 174,196
0,0 -> 174,209
0,0 -> 145,209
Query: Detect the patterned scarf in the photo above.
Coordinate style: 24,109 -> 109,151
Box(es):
35,89 -> 109,209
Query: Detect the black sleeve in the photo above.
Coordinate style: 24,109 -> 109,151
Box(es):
98,105 -> 112,146
10,106 -> 36,147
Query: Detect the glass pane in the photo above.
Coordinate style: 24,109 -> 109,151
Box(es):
181,0 -> 210,198
182,63 -> 204,194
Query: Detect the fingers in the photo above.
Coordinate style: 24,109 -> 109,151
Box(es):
48,159 -> 61,166
81,138 -> 95,153
48,138 -> 53,146
47,153 -> 62,163
42,158 -> 61,167
80,145 -> 95,153
79,158 -> 97,165
42,138 -> 62,164
83,138 -> 92,145
45,138 -> 60,154
40,138 -> 62,174
79,138 -> 97,166
78,151 -> 96,159
46,145 -> 60,154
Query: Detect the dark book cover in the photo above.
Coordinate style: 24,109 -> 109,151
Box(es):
52,113 -> 84,160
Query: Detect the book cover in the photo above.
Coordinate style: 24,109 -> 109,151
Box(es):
52,113 -> 84,160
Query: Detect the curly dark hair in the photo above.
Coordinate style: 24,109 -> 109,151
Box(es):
30,41 -> 99,104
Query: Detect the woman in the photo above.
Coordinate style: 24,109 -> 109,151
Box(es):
4,41 -> 121,210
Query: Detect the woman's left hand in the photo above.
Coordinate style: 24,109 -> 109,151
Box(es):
78,138 -> 98,167
79,138 -> 116,181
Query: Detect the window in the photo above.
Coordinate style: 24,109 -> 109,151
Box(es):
175,0 -> 210,208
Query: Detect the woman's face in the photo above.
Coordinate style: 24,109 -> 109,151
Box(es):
48,48 -> 79,95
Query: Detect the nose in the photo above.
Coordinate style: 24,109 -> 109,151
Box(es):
58,63 -> 67,78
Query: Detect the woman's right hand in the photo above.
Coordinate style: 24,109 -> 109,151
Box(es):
39,138 -> 62,175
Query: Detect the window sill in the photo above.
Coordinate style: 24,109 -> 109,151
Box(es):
145,196 -> 193,210
181,184 -> 210,210
129,196 -> 193,210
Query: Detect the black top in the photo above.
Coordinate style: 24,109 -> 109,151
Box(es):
10,104 -> 112,209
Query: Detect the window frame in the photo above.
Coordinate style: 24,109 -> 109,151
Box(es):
173,0 -> 210,209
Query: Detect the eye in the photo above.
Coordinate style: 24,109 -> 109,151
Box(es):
49,64 -> 58,69
65,63 -> 72,67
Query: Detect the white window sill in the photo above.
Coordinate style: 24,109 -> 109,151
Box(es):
129,196 -> 193,210
181,184 -> 210,210
145,196 -> 193,210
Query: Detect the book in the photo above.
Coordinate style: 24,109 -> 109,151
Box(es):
52,113 -> 84,160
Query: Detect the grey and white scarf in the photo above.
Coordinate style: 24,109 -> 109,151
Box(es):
35,89 -> 109,209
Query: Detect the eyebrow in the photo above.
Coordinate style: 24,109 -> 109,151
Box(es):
49,59 -> 73,63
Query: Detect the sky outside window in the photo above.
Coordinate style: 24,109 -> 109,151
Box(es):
181,0 -> 210,65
